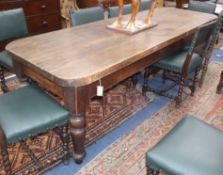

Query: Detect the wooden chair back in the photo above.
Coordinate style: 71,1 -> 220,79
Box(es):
70,6 -> 104,26
182,21 -> 216,75
0,8 -> 28,42
188,0 -> 216,14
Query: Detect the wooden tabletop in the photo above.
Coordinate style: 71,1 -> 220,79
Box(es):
6,7 -> 217,87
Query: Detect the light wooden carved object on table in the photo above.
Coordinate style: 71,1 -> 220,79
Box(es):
60,0 -> 79,28
107,0 -> 157,34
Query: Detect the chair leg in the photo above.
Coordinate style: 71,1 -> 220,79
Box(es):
0,66 -> 9,93
143,68 -> 150,95
162,70 -> 167,84
143,67 -> 158,95
20,141 -> 42,170
146,166 -> 159,175
191,67 -> 200,96
175,77 -> 184,107
0,127 -> 12,175
199,59 -> 209,88
131,74 -> 138,89
216,71 -> 223,94
61,124 -> 69,165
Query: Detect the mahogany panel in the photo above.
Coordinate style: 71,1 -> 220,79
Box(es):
0,1 -> 27,11
76,0 -> 131,8
26,13 -> 61,34
76,0 -> 99,8
25,0 -> 60,16
176,0 -> 189,8
0,0 -> 60,15
0,0 -> 61,51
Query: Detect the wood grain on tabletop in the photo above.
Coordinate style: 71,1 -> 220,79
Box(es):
6,7 -> 217,87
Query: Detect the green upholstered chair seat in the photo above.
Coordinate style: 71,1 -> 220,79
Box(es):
0,85 -> 69,144
154,49 -> 202,73
0,51 -> 13,70
70,7 -> 104,26
146,115 -> 223,175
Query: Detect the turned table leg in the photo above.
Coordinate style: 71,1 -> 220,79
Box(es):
64,87 -> 87,163
216,71 -> 223,94
70,113 -> 86,163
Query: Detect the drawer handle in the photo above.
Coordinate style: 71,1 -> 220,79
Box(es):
41,4 -> 47,9
42,21 -> 48,26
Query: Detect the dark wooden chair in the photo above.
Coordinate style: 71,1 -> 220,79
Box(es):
187,2 -> 223,88
0,85 -> 70,175
142,13 -> 222,106
145,115 -> 223,175
70,6 -> 104,26
199,11 -> 223,87
0,8 -> 28,93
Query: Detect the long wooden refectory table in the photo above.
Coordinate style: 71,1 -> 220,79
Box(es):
6,7 -> 217,163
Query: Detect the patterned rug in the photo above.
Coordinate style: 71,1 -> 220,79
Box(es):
0,80 -> 150,175
76,61 -> 223,175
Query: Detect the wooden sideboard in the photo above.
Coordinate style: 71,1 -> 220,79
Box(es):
0,0 -> 61,51
76,0 -> 131,9
176,0 -> 189,8
0,0 -> 61,34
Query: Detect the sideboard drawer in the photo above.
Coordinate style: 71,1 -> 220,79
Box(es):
26,0 -> 60,16
0,1 -> 27,11
0,0 -> 60,15
27,13 -> 61,34
0,0 -> 61,35
76,0 -> 132,8
0,0 -> 61,51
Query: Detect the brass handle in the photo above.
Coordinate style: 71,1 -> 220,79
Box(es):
42,21 -> 48,26
41,4 -> 47,9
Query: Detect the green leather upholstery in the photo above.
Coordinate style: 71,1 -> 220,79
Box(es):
188,0 -> 216,14
0,51 -> 13,70
70,7 -> 104,26
206,11 -> 223,50
154,48 -> 202,73
0,85 -> 69,144
109,0 -> 151,18
109,4 -> 132,18
139,0 -> 151,11
154,20 -> 217,74
146,115 -> 223,175
0,8 -> 28,41
0,8 -> 27,72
